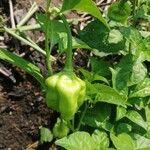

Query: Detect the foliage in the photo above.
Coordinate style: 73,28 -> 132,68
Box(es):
0,0 -> 150,149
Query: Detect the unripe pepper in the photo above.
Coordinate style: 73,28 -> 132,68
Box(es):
45,71 -> 86,120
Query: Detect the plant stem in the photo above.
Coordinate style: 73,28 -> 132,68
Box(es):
45,0 -> 53,76
76,102 -> 88,131
4,27 -> 55,61
67,120 -> 75,132
0,24 -> 40,33
61,15 -> 73,72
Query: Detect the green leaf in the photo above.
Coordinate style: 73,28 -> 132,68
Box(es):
80,20 -> 125,53
94,84 -> 127,107
37,13 -> 66,46
130,78 -> 150,98
128,61 -> 147,86
90,57 -> 111,77
37,13 -> 90,52
80,68 -> 109,85
55,131 -> 96,150
112,54 -> 132,90
145,106 -> 150,125
82,103 -> 112,131
126,110 -> 148,130
116,123 -> 132,134
0,48 -> 45,88
120,27 -> 150,62
72,37 -> 91,50
128,97 -> 149,110
108,29 -> 124,44
40,127 -> 53,143
134,4 -> 149,20
116,106 -> 127,121
61,0 -> 108,28
111,54 -> 147,95
110,133 -> 135,150
134,134 -> 150,150
92,130 -> 109,149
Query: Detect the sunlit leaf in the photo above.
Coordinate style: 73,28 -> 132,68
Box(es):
61,0 -> 108,28
0,48 -> 45,88
126,110 -> 148,130
55,131 -> 96,150
110,133 -> 135,150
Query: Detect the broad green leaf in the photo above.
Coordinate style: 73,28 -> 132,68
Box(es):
90,57 -> 111,78
110,67 -> 129,96
120,27 -> 143,50
94,84 -> 127,106
110,133 -> 135,150
37,13 -> 91,52
113,54 -> 132,90
145,105 -> 150,139
111,54 -> 147,95
128,61 -> 147,86
126,110 -> 148,130
61,0 -> 108,28
37,13 -> 64,46
55,131 -> 96,150
130,78 -> 150,98
116,123 -> 132,134
40,127 -> 53,143
85,81 -> 98,98
108,29 -> 123,44
92,130 -> 109,149
128,97 -> 149,110
80,20 -> 125,53
116,106 -> 127,121
145,106 -> 150,125
80,68 -> 109,85
82,103 -> 112,131
0,48 -> 45,88
134,134 -> 150,150
120,27 -> 150,62
72,37 -> 91,50
134,4 -> 149,20
141,50 -> 150,62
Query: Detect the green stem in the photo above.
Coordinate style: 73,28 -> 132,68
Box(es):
76,102 -> 88,131
72,117 -> 75,131
4,27 -> 55,61
61,15 -> 73,72
45,0 -> 53,76
0,24 -> 40,33
17,24 -> 41,32
67,120 -> 75,132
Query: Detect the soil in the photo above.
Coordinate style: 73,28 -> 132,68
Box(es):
0,0 -> 59,149
0,0 -> 90,149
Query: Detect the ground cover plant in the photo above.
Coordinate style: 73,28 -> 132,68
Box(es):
0,0 -> 150,149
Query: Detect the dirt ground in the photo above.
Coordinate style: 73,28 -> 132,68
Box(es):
0,0 -> 59,149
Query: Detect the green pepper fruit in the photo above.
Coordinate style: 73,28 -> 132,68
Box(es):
53,118 -> 70,138
108,2 -> 131,23
45,71 -> 86,120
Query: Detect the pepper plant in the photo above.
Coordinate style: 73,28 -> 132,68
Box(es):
0,0 -> 150,149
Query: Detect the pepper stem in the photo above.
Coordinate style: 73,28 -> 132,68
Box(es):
45,0 -> 53,76
61,15 -> 73,72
